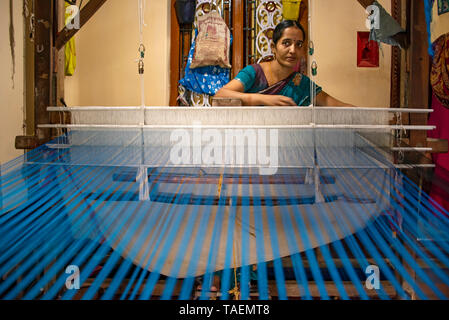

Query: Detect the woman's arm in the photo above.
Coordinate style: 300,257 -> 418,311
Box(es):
215,80 -> 296,106
315,91 -> 354,107
214,80 -> 261,105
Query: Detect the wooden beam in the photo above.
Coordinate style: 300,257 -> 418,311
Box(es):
232,0 -> 244,79
15,136 -> 47,150
55,0 -> 65,104
24,0 -> 35,136
408,0 -> 430,148
67,278 -> 399,299
211,97 -> 242,106
50,0 -> 69,135
54,0 -> 70,127
34,0 -> 54,141
55,0 -> 107,50
357,0 -> 375,9
427,138 -> 449,154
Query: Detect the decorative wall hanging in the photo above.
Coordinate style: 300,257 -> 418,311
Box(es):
357,31 -> 379,68
438,0 -> 449,15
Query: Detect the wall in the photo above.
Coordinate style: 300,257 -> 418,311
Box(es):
64,0 -> 171,106
0,0 -> 24,164
64,0 -> 391,108
312,0 -> 392,107
430,1 -> 449,43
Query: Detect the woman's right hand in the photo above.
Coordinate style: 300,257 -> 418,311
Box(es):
215,82 -> 297,106
261,95 -> 297,106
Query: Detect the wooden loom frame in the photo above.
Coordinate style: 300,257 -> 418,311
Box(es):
15,0 -> 448,155
9,0 -> 449,300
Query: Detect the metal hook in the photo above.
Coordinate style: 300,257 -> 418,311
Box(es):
309,41 -> 314,56
311,61 -> 318,76
139,44 -> 146,58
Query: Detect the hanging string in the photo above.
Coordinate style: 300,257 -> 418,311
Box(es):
306,0 -> 317,130
138,0 -> 146,39
137,0 -> 147,125
136,0 -> 148,200
306,0 -> 323,205
308,0 -> 316,109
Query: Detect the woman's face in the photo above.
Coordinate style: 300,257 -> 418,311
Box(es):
272,27 -> 304,68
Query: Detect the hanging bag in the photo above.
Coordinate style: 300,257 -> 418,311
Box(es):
190,10 -> 231,69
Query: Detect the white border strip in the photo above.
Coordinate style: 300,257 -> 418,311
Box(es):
37,124 -> 436,130
46,106 -> 434,113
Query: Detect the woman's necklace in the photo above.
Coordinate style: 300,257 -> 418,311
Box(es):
267,61 -> 297,86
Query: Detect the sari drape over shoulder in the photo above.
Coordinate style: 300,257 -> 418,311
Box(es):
234,64 -> 322,106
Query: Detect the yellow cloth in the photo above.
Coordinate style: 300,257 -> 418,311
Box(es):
64,3 -> 77,76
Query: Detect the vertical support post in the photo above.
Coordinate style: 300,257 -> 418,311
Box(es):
52,0 -> 70,132
400,2 -> 431,299
25,0 -> 36,135
34,0 -> 54,141
408,0 -> 429,148
56,0 -> 65,108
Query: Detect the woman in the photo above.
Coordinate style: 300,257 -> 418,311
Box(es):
215,20 -> 351,107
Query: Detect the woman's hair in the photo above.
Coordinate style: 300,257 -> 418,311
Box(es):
272,20 -> 306,45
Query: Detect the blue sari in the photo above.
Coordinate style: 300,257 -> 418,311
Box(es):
234,64 -> 322,106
